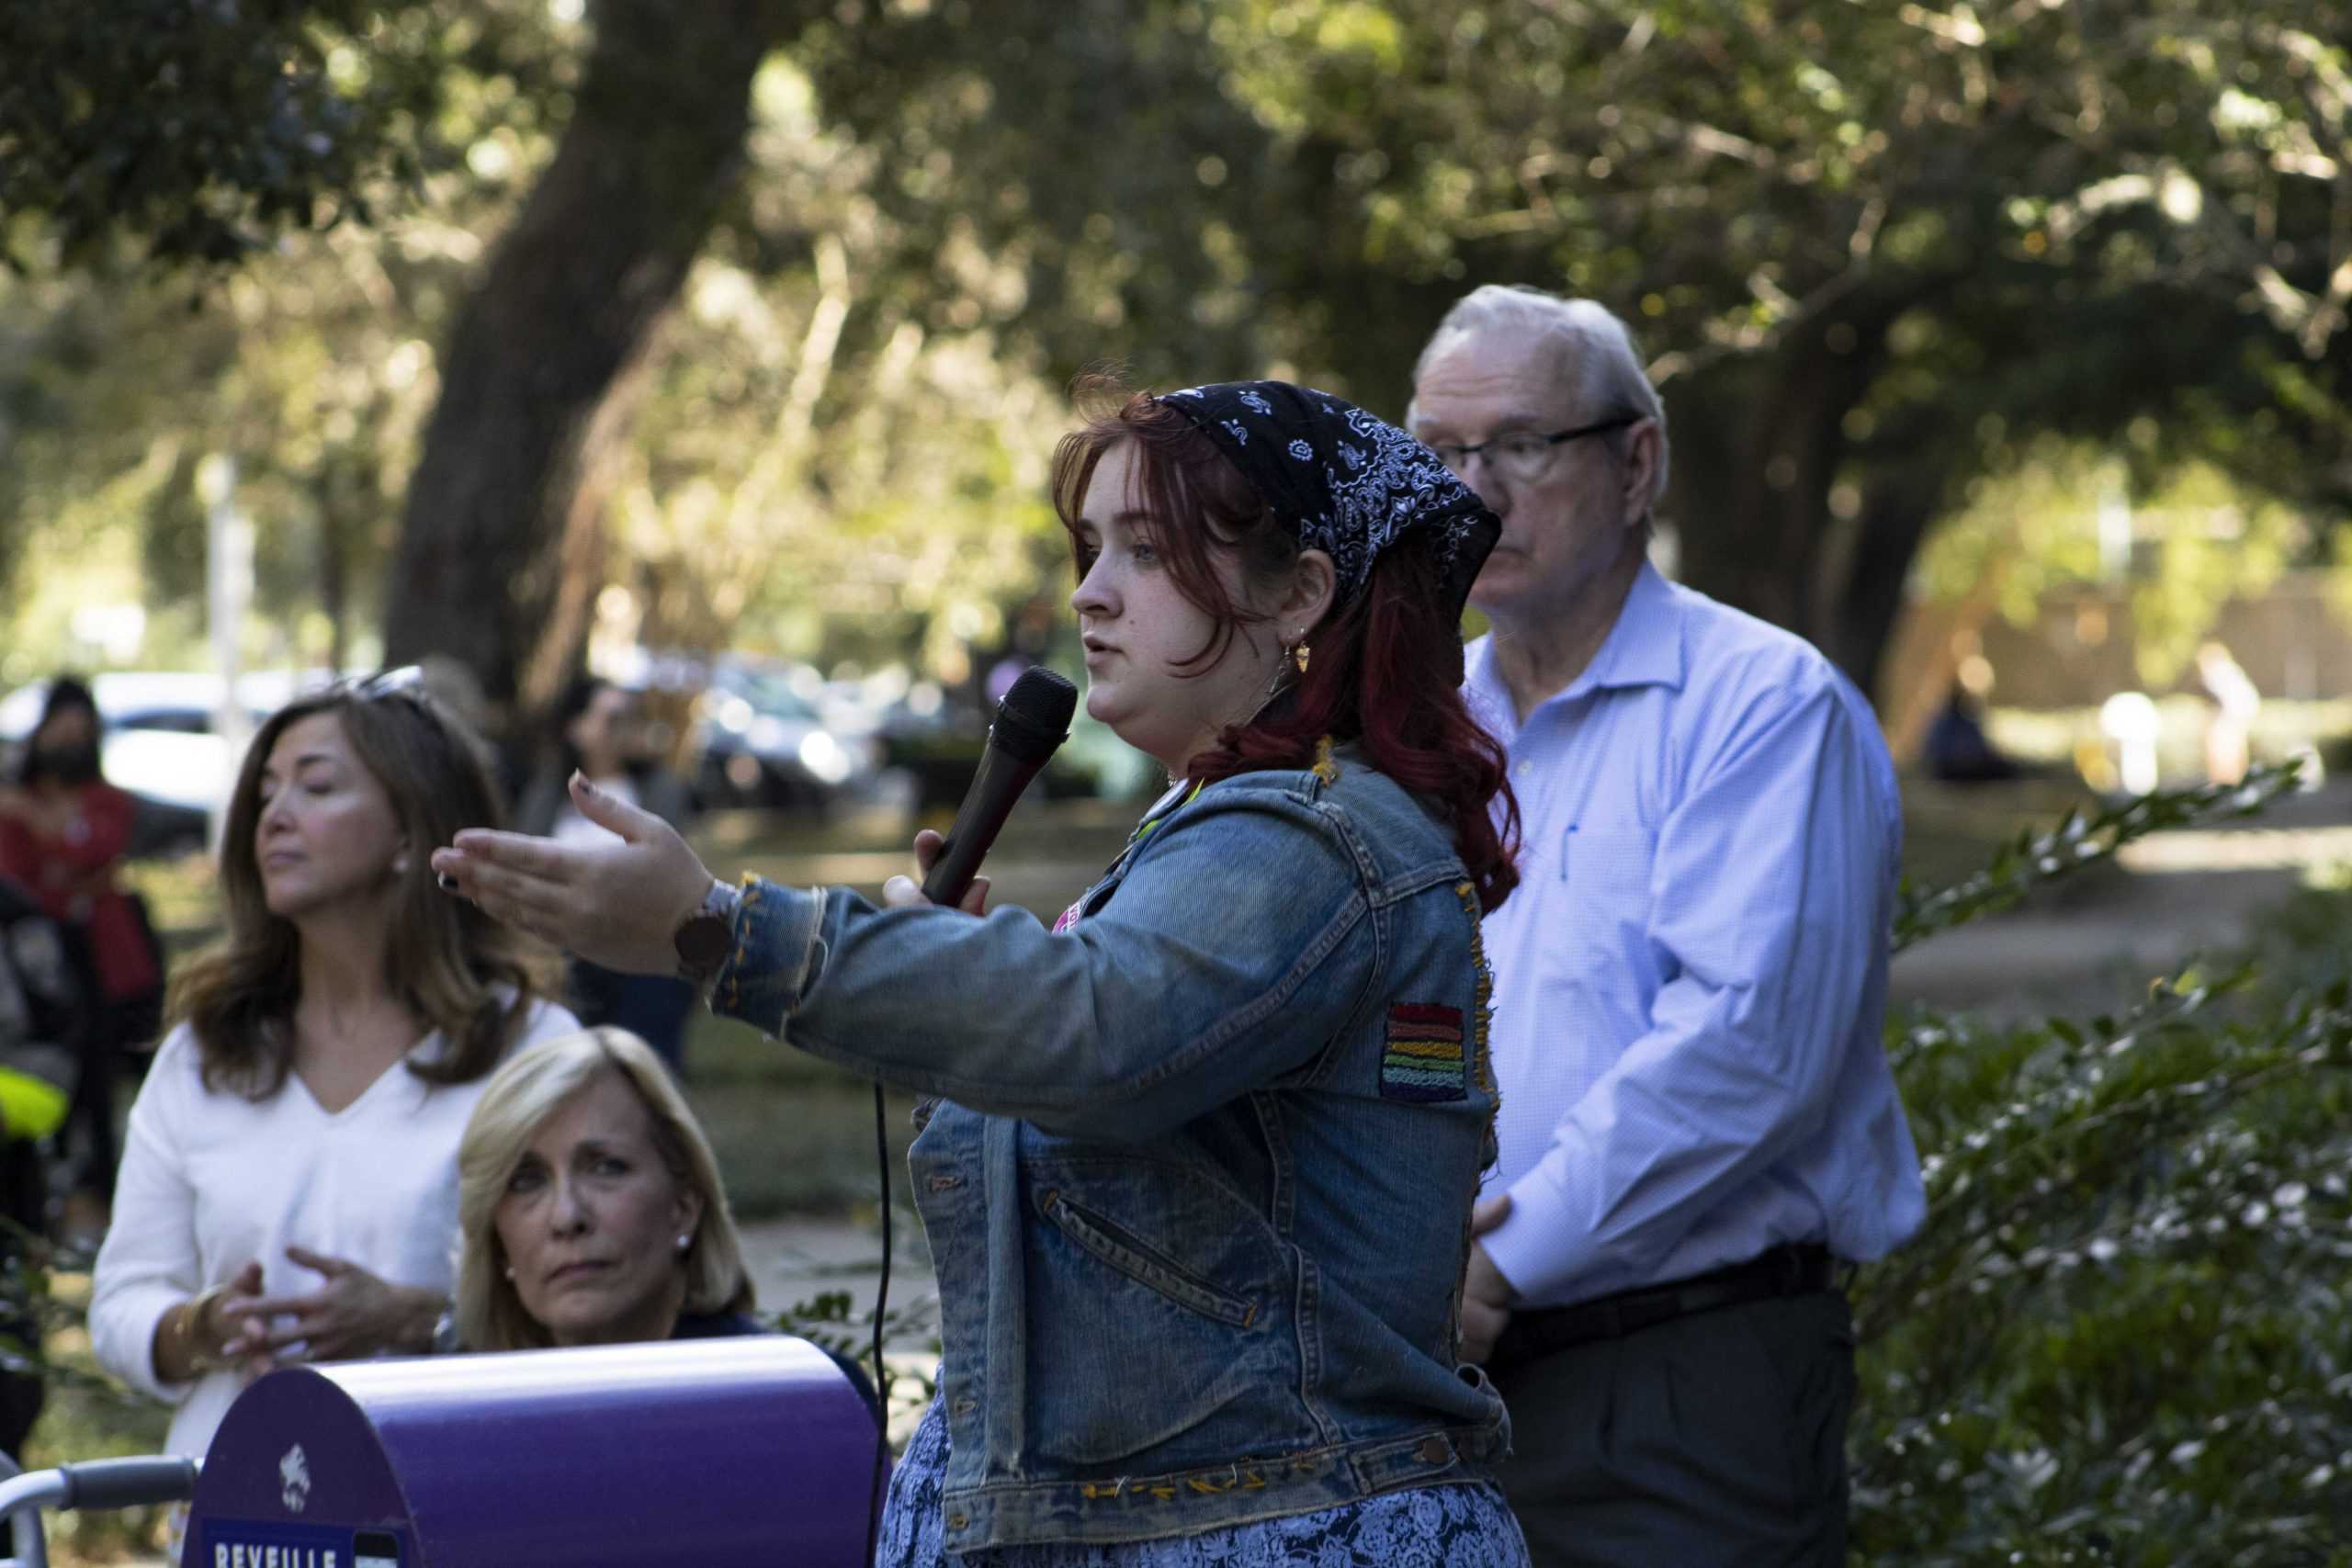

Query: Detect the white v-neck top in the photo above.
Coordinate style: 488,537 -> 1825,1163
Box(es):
89,995 -> 581,1457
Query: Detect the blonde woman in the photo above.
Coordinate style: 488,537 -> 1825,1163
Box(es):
451,1027 -> 754,1349
89,672 -> 579,1463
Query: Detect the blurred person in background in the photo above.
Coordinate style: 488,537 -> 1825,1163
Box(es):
2196,640 -> 2261,786
0,677 -> 165,1246
1408,285 -> 1922,1565
0,876 -> 82,1554
1923,680 -> 2022,784
516,677 -> 698,1073
88,672 -> 578,1468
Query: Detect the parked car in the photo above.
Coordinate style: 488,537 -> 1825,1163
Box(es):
0,671 -> 303,858
599,653 -> 881,815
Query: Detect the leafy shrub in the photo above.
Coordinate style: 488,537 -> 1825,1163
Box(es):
1853,764 -> 2352,1563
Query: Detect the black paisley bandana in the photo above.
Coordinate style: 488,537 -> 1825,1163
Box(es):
1158,380 -> 1500,624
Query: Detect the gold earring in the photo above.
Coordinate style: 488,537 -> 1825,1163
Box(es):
1270,633 -> 1305,696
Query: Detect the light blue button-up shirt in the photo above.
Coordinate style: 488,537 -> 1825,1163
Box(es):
1465,562 -> 1926,1309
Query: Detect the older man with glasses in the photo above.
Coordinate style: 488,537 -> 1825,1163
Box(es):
1407,284 -> 1925,1566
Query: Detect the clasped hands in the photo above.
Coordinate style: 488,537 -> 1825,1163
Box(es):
194,1247 -> 439,1373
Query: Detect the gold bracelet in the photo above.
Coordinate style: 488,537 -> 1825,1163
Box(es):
154,1299 -> 195,1382
176,1285 -> 230,1375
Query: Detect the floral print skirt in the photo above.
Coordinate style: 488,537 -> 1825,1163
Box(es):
877,1398 -> 1532,1568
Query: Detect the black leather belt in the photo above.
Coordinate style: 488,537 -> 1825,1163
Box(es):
1487,1242 -> 1836,1368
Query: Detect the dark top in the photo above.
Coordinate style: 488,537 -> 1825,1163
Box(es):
669,1309 -> 767,1339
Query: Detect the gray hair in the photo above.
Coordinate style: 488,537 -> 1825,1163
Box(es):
1411,285 -> 1671,513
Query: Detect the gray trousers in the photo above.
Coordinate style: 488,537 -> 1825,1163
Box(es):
1487,1290 -> 1856,1567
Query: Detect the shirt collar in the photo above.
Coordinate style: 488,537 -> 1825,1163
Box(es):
1464,561 -> 1687,724
1576,561 -> 1686,698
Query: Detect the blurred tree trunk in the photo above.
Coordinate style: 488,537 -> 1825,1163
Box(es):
382,0 -> 803,718
1666,300 -> 1936,709
1826,471 -> 1943,713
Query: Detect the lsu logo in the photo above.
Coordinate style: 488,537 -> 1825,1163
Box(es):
279,1444 -> 312,1513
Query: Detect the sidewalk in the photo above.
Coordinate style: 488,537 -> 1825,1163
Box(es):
1891,776 -> 2350,1015
739,1213 -> 939,1355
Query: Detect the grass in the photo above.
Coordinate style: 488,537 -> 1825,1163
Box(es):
14,1272 -> 175,1564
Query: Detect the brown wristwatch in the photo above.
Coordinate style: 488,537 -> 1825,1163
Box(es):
673,877 -> 742,990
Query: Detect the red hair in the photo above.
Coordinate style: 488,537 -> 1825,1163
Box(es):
1051,388 -> 1520,911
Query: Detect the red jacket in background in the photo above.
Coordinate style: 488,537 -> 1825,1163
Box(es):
0,780 -> 161,1000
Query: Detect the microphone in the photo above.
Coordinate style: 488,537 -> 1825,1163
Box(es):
921,667 -> 1079,908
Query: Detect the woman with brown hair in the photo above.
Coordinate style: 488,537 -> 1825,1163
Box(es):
89,671 -> 579,1462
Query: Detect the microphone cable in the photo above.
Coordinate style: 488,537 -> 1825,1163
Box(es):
860,669 -> 1069,1561
865,1081 -> 891,1566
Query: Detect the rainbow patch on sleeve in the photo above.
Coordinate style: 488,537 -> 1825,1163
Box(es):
1380,1003 -> 1466,1102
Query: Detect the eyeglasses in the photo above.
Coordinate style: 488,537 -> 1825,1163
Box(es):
1426,414 -> 1641,486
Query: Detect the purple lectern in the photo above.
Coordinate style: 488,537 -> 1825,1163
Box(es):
181,1337 -> 882,1568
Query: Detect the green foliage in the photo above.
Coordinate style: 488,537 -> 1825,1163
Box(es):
11,0 -> 2352,693
1854,972 -> 2352,1561
0,0 -> 564,677
0,0 -> 562,269
1858,766 -> 2352,1562
0,2 -> 567,674
768,1280 -> 941,1443
1918,448 -> 2314,689
1,1238 -> 176,1558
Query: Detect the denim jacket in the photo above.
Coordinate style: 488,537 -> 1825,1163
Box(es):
712,756 -> 1510,1551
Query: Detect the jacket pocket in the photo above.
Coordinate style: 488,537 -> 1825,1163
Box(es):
1038,1190 -> 1259,1327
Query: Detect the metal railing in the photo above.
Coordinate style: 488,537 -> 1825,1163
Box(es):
0,1451 -> 198,1568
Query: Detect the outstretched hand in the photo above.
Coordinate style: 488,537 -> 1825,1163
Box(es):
880,829 -> 990,916
429,772 -> 715,974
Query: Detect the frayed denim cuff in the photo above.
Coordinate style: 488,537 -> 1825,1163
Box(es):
710,875 -> 826,1038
